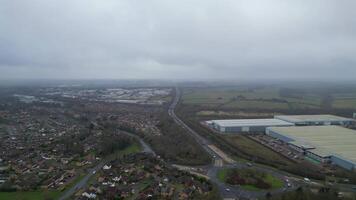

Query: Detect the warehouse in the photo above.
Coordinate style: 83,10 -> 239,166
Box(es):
207,118 -> 294,133
274,114 -> 354,126
266,126 -> 356,170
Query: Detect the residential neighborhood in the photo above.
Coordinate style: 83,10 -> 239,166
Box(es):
76,153 -> 214,200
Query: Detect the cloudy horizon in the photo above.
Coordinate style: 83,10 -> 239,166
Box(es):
1,0 -> 356,81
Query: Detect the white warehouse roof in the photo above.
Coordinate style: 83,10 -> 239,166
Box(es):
275,114 -> 354,123
210,118 -> 294,128
267,126 -> 356,164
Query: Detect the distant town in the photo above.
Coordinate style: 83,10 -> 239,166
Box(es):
1,82 -> 356,200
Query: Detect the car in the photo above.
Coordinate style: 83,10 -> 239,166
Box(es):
287,183 -> 291,187
225,188 -> 230,192
304,178 -> 310,182
92,170 -> 96,174
246,162 -> 253,167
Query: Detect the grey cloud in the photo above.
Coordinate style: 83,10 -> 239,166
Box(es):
0,0 -> 356,80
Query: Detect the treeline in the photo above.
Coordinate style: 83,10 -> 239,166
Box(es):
58,121 -> 137,157
98,132 -> 135,155
279,88 -> 306,99
176,110 -> 329,180
270,186 -> 356,200
149,115 -> 211,165
112,114 -> 211,165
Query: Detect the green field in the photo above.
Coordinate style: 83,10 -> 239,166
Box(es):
217,168 -> 228,181
182,87 -> 280,105
217,168 -> 283,191
0,190 -> 61,200
332,99 -> 356,109
224,135 -> 294,166
222,100 -> 289,109
118,142 -> 141,154
182,87 -> 324,110
182,86 -> 356,111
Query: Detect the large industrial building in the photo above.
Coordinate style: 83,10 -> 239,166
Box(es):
207,119 -> 294,133
266,126 -> 356,170
274,114 -> 354,126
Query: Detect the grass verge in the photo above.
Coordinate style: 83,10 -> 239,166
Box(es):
217,168 -> 283,191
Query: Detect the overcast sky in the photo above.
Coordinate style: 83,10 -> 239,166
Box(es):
1,0 -> 356,80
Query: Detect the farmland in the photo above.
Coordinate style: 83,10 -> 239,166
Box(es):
181,85 -> 356,115
176,84 -> 356,183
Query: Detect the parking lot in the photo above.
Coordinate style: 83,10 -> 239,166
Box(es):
248,134 -> 306,163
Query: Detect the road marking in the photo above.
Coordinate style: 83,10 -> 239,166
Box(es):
208,145 -> 235,164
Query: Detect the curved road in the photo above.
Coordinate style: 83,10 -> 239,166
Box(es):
59,161 -> 106,200
169,87 -> 299,199
58,131 -> 156,200
59,87 -> 355,199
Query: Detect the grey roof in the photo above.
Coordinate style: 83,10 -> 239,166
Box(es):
210,118 -> 294,127
275,114 -> 354,123
267,126 -> 356,164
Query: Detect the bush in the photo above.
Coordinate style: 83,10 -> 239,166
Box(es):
99,133 -> 134,155
224,169 -> 273,189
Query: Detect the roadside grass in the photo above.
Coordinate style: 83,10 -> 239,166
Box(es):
107,142 -> 142,160
223,135 -> 294,166
61,173 -> 86,192
241,185 -> 262,191
0,190 -> 62,200
217,168 -> 228,182
0,174 -> 86,200
85,142 -> 143,190
118,142 -> 141,155
265,174 -> 284,189
217,168 -> 283,191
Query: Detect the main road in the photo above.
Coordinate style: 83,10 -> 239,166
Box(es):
168,87 -> 223,161
58,131 -> 156,200
168,87 -> 300,199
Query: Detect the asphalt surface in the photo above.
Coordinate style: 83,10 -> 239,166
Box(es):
119,131 -> 156,156
169,87 -> 299,199
58,161 -> 106,200
58,87 -> 356,199
58,131 -> 156,200
168,87 -> 223,160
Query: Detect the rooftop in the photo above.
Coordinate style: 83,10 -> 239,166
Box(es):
210,118 -> 294,127
274,114 -> 354,123
268,126 -> 356,163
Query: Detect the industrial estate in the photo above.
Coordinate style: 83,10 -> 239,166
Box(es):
266,126 -> 356,170
207,114 -> 356,171
2,83 -> 356,200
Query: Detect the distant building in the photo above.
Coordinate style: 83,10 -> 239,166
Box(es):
274,114 -> 354,126
266,126 -> 356,171
207,119 -> 294,133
